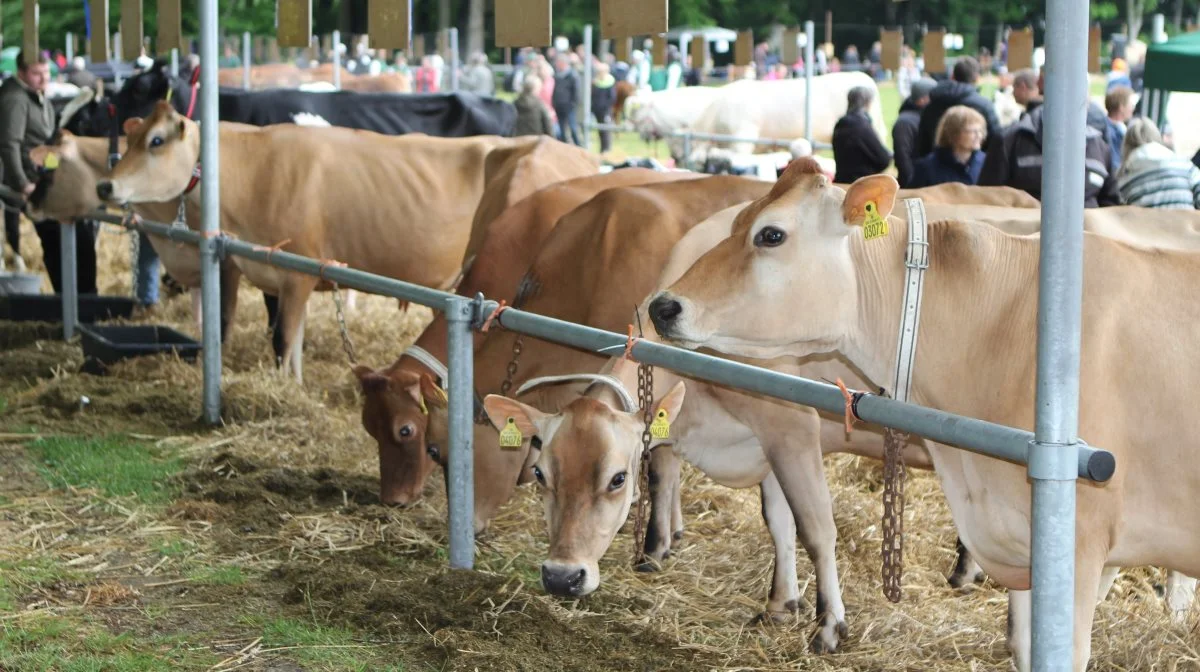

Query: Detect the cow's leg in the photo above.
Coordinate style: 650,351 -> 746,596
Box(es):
1007,589 -> 1032,672
191,288 -> 203,333
263,292 -> 283,363
1166,571 -> 1197,624
218,261 -> 242,344
344,288 -> 358,311
756,412 -> 846,654
639,446 -> 681,570
671,471 -> 684,542
948,536 -> 986,590
751,471 -> 803,624
275,278 -> 315,383
1071,553 -> 1105,672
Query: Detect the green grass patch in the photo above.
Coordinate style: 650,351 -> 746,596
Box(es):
187,565 -> 246,586
0,614 -> 215,671
255,617 -> 405,670
152,538 -> 194,558
26,435 -> 182,505
0,557 -> 87,610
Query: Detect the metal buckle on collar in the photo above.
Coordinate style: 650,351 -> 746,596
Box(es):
108,153 -> 122,171
905,240 -> 929,271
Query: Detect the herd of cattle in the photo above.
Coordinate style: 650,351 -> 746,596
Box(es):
23,60 -> 1200,671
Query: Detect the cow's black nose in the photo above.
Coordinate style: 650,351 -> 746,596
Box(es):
541,564 -> 587,597
96,181 -> 114,201
648,295 -> 683,336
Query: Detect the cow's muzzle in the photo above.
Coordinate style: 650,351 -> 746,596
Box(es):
648,293 -> 684,338
96,181 -> 114,202
541,562 -> 588,597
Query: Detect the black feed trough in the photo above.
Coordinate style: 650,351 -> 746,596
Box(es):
0,294 -> 138,323
79,325 -> 201,375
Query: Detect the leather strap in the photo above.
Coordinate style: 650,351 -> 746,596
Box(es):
403,345 -> 449,387
891,198 -> 930,405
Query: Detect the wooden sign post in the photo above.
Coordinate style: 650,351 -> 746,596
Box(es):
277,0 -> 313,48
735,29 -> 753,66
880,28 -> 902,71
369,0 -> 412,49
1087,24 -> 1101,73
690,33 -> 706,70
782,26 -> 800,66
1007,27 -> 1034,71
121,0 -> 143,61
601,0 -> 666,39
924,29 -> 946,74
90,0 -> 110,63
23,0 -> 38,59
612,36 -> 631,63
651,34 -> 666,64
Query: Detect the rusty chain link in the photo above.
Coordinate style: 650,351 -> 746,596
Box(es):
881,426 -> 907,603
631,358 -> 655,568
331,284 -> 358,365
498,334 -> 524,397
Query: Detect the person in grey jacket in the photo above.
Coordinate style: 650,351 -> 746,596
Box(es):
551,55 -> 582,146
460,53 -> 495,97
0,50 -> 96,293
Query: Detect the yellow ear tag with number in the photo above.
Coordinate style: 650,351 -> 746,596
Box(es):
862,200 -> 888,241
498,417 -> 524,449
649,409 -> 671,439
44,152 -> 59,170
418,396 -> 429,416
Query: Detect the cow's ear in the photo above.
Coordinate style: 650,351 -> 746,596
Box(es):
645,381 -> 686,449
176,119 -> 187,139
841,174 -> 899,228
122,117 -> 144,135
482,394 -> 544,438
419,373 -> 449,411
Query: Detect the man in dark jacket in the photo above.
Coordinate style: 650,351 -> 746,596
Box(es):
832,86 -> 892,184
590,61 -> 617,154
977,103 -> 1119,208
892,77 -> 937,188
551,55 -> 582,146
916,56 -> 1002,156
0,50 -> 97,293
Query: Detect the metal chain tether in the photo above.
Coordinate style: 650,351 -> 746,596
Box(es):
881,426 -> 907,603
331,285 -> 358,365
631,358 -> 654,567
498,334 -> 524,397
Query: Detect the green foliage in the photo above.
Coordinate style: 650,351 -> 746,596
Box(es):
27,435 -> 182,505
187,565 -> 247,586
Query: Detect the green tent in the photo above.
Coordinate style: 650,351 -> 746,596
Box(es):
1143,31 -> 1200,93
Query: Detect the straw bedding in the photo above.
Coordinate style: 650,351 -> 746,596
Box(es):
0,221 -> 1195,671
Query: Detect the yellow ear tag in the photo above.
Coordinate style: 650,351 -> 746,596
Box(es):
419,396 -> 429,416
432,385 -> 448,404
44,153 -> 59,170
862,200 -> 888,241
498,417 -> 524,449
649,409 -> 671,439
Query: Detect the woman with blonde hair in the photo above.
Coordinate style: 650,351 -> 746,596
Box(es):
1116,117 -> 1200,209
908,104 -> 988,188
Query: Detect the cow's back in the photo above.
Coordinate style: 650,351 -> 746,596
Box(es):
898,182 -> 1040,208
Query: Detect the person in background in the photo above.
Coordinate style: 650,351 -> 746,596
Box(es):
513,75 -> 555,138
842,45 -> 861,72
978,91 -> 1119,208
0,50 -> 97,293
916,56 -> 1001,156
892,77 -> 938,188
1107,58 -> 1133,91
391,52 -> 412,77
535,56 -> 557,128
1193,148 -> 1200,171
831,86 -> 892,184
909,105 -> 988,188
1104,86 -> 1135,171
590,61 -> 617,154
1116,117 -> 1200,209
65,56 -> 97,92
460,52 -> 495,96
414,56 -> 439,93
552,55 -> 582,146
218,44 -> 241,69
1011,68 -> 1042,115
665,46 -> 684,89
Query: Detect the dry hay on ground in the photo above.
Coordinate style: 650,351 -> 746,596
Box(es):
0,223 -> 1196,671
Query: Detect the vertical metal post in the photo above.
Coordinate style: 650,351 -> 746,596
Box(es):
170,48 -> 179,77
582,24 -> 594,151
242,31 -> 251,89
448,28 -> 460,91
445,296 -> 475,569
66,33 -> 75,62
804,20 -> 815,147
332,29 -> 342,89
1152,13 -> 1167,42
59,223 -> 78,341
199,0 -> 222,425
1030,0 -> 1086,667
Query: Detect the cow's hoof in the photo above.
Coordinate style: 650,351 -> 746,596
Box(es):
808,619 -> 847,655
750,599 -> 803,626
672,530 -> 683,542
635,557 -> 665,573
948,569 -> 986,592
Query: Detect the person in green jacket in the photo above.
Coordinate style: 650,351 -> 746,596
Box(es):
513,74 -> 555,138
0,50 -> 97,293
590,62 -> 617,153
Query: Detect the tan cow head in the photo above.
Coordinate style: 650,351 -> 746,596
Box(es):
482,372 -> 686,598
27,132 -> 119,223
647,158 -> 899,361
98,101 -> 199,204
354,366 -> 447,507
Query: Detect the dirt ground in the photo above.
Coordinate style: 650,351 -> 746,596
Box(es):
1,224 -> 1197,671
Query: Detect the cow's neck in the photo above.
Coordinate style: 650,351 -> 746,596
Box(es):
76,138 -> 117,179
844,216 -> 1038,415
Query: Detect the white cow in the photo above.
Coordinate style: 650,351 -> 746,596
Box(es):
684,71 -> 887,166
624,85 -> 723,156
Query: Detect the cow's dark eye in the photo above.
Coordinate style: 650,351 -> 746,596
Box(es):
398,425 -> 413,439
754,226 -> 787,248
532,466 -> 546,486
150,136 -> 164,148
608,472 -> 627,492
426,443 -> 440,460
